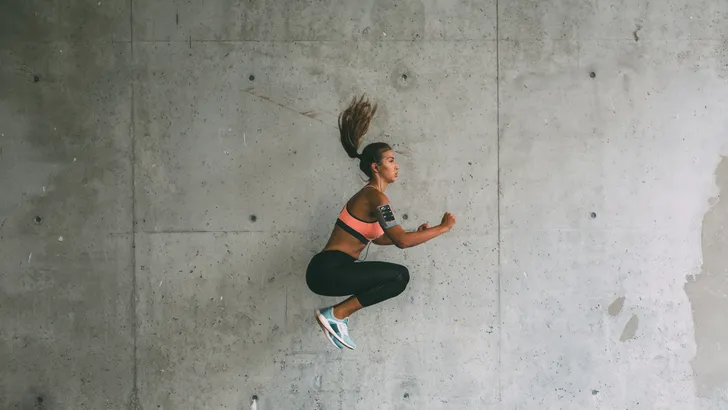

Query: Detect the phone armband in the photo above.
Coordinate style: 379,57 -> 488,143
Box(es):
376,204 -> 400,229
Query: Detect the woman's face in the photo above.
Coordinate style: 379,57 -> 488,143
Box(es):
376,149 -> 399,182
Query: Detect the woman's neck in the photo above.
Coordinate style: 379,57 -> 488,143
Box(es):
366,178 -> 388,192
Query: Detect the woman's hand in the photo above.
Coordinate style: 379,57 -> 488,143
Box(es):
440,212 -> 456,230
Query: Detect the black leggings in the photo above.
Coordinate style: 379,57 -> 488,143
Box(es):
306,250 -> 410,307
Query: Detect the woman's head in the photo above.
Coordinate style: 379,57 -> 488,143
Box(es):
338,95 -> 399,182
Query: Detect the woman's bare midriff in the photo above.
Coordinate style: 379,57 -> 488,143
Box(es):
322,227 -> 367,259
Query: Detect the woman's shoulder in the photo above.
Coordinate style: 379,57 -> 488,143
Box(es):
360,186 -> 389,206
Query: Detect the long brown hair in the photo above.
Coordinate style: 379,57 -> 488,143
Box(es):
338,94 -> 391,179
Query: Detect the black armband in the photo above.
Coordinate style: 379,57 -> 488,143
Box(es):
376,204 -> 400,229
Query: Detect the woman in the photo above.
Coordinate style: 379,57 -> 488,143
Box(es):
306,95 -> 456,350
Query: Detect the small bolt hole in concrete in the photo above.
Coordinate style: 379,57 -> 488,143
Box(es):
403,392 -> 410,399
34,216 -> 43,224
249,74 -> 255,81
33,75 -> 40,83
250,215 -> 257,222
251,395 -> 258,410
590,71 -> 596,78
590,212 -> 597,219
403,214 -> 408,220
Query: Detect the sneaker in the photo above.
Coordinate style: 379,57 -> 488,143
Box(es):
316,315 -> 344,349
315,307 -> 356,350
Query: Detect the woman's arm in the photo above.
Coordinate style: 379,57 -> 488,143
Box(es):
385,224 -> 451,249
370,192 -> 455,249
373,234 -> 394,245
373,223 -> 431,246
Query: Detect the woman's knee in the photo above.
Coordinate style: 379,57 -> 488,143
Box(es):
395,265 -> 410,285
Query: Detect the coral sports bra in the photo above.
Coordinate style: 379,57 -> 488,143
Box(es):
336,204 -> 384,244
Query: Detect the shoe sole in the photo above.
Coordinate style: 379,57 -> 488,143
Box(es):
315,309 -> 355,350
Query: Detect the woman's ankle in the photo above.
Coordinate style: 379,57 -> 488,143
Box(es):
332,306 -> 346,320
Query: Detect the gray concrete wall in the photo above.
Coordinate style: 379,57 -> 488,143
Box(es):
1,1 -> 726,409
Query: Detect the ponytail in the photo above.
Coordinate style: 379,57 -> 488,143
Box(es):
338,94 -> 391,179
338,95 -> 377,159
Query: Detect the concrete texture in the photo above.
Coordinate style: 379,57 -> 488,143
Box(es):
0,1 -> 727,409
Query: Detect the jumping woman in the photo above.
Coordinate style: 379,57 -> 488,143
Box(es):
306,95 -> 457,350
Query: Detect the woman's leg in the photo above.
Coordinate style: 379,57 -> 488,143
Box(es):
307,256 -> 410,318
332,296 -> 363,320
325,261 -> 410,318
308,256 -> 410,349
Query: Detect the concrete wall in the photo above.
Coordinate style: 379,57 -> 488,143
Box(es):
1,1 -> 726,409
